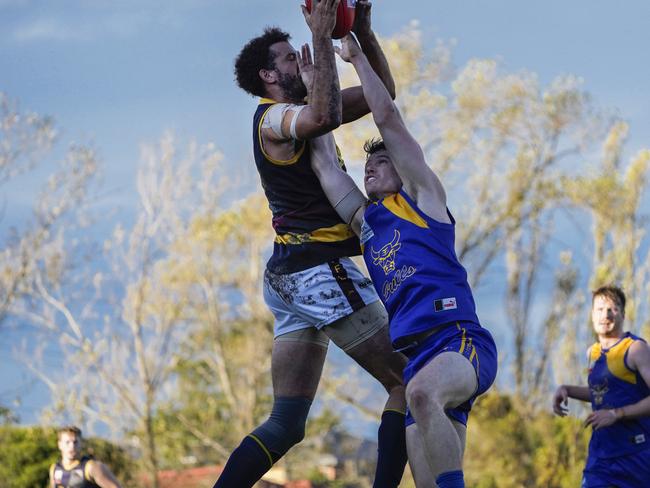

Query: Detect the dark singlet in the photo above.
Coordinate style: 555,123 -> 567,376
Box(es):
253,99 -> 360,274
50,456 -> 100,488
588,332 -> 650,459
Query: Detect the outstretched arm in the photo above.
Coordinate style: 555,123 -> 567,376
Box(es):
293,0 -> 342,139
310,133 -> 366,235
263,0 -> 342,148
341,0 -> 396,123
339,34 -> 449,223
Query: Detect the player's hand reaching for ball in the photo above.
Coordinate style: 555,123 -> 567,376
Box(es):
352,0 -> 373,38
302,0 -> 341,39
335,33 -> 363,63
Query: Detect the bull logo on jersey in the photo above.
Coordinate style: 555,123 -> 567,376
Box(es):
371,229 -> 401,275
590,379 -> 609,406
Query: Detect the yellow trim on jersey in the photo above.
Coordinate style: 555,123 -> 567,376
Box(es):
248,434 -> 274,468
49,463 -> 56,486
257,99 -> 305,166
590,337 -> 637,384
382,193 -> 429,229
274,223 -> 356,245
62,459 -> 80,470
589,343 -> 601,362
85,459 -> 94,481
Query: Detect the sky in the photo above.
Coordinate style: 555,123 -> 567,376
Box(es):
1,0 -> 649,426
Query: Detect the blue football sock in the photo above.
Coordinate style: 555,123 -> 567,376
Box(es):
436,470 -> 465,488
213,436 -> 272,488
373,410 -> 407,488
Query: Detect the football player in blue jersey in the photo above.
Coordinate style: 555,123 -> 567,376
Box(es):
49,426 -> 122,488
309,34 -> 498,488
553,285 -> 650,488
214,2 -> 408,487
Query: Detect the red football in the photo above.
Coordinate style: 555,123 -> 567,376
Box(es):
305,0 -> 356,39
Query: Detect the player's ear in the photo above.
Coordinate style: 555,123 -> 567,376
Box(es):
259,68 -> 277,84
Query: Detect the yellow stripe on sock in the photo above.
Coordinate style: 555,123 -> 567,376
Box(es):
247,434 -> 274,469
383,408 -> 407,416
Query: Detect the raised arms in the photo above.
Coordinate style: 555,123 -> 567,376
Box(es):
340,0 -> 396,123
338,34 -> 450,223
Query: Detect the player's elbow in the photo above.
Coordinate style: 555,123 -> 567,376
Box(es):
372,102 -> 398,127
316,112 -> 342,133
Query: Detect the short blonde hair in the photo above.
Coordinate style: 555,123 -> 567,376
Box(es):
57,425 -> 82,441
592,285 -> 626,313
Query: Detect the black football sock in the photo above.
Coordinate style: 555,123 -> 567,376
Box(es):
373,410 -> 408,488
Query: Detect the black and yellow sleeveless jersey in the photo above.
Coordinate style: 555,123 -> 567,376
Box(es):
253,99 -> 360,274
50,456 -> 100,488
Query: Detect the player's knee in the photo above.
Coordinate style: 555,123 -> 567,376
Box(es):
406,383 -> 441,413
251,397 -> 311,460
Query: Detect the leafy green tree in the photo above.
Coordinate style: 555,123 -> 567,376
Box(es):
464,392 -> 589,487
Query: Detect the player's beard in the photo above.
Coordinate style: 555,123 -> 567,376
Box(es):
277,71 -> 307,102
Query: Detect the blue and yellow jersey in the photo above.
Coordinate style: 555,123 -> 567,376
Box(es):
587,332 -> 650,459
253,99 -> 360,274
50,456 -> 100,488
361,189 -> 479,345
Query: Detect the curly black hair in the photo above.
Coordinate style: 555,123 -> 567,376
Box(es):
363,138 -> 387,160
234,27 -> 291,98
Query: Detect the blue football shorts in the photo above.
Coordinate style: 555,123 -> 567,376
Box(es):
583,448 -> 650,488
401,321 -> 498,426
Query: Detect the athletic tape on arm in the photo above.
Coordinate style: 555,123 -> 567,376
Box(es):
262,103 -> 306,140
335,186 -> 367,225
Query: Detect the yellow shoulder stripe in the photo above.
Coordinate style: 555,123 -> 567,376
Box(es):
382,194 -> 428,228
589,343 -> 602,362
85,459 -> 94,481
606,337 -> 637,384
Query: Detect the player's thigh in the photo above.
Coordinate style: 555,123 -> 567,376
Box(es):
271,333 -> 328,399
406,351 -> 477,411
451,419 -> 467,458
405,423 -> 435,487
324,300 -> 406,389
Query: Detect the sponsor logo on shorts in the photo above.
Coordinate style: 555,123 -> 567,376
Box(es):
634,434 -> 646,444
434,297 -> 457,312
